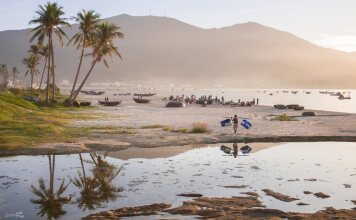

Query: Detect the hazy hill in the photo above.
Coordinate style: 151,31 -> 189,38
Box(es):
1,14 -> 356,88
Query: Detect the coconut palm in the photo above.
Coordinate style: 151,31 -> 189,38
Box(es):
38,44 -> 49,90
0,64 -> 9,87
11,67 -> 19,87
22,54 -> 40,90
29,2 -> 70,102
30,155 -> 71,219
71,22 -> 124,102
68,10 -> 101,102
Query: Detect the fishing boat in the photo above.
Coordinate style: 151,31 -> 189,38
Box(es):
80,90 -> 105,95
133,97 -> 150,103
133,93 -> 156,97
98,100 -> 122,106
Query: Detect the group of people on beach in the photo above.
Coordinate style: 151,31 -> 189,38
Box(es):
167,94 -> 259,107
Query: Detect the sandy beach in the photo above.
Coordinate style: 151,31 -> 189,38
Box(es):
2,93 -> 356,156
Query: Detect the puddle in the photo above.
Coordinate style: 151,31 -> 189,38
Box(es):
0,142 -> 356,219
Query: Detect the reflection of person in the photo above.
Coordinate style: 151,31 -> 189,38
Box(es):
232,115 -> 238,134
233,142 -> 238,158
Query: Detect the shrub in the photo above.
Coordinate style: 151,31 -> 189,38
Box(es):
191,122 -> 209,133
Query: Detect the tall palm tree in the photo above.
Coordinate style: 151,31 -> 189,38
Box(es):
11,66 -> 19,87
29,2 -> 70,102
38,44 -> 49,90
71,22 -> 124,102
0,64 -> 9,87
68,10 -> 101,102
23,54 -> 40,90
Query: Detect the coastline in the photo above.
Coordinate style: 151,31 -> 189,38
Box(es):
1,102 -> 356,156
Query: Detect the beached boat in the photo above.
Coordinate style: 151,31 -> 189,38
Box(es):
133,97 -> 150,103
80,90 -> 105,95
133,93 -> 156,97
98,100 -> 122,106
114,93 -> 131,96
166,101 -> 186,108
306,91 -> 311,94
274,104 -> 287,109
287,104 -> 300,109
80,101 -> 91,107
293,106 -> 304,110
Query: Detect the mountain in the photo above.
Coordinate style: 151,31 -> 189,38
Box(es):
1,14 -> 356,88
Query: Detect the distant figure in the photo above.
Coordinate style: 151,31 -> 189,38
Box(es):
257,98 -> 259,105
233,142 -> 238,158
222,96 -> 225,104
232,115 -> 238,134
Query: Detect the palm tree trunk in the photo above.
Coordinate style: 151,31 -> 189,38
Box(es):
30,71 -> 33,91
69,41 -> 86,102
46,36 -> 52,103
71,57 -> 98,102
39,58 -> 47,90
50,37 -> 55,101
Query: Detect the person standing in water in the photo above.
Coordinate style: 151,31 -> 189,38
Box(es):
232,115 -> 238,134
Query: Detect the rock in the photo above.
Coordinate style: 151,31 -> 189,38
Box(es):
262,189 -> 299,202
223,185 -> 248,189
240,192 -> 259,197
177,193 -> 203,197
297,202 -> 309,206
343,184 -> 351,188
303,191 -> 313,194
314,192 -> 330,199
302,111 -> 316,116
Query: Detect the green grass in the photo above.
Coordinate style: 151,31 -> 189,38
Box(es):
271,114 -> 297,121
140,124 -> 169,129
0,90 -> 98,150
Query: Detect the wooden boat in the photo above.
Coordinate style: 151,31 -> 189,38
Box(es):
133,97 -> 150,103
166,101 -> 186,108
287,104 -> 299,109
80,90 -> 105,95
80,101 -> 91,107
134,93 -> 156,97
98,100 -> 122,106
274,104 -> 287,109
293,106 -> 304,110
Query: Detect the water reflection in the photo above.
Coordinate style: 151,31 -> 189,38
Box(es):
30,153 -> 122,219
220,143 -> 252,157
30,155 -> 71,219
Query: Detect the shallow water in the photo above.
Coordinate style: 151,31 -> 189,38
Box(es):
1,142 -> 356,219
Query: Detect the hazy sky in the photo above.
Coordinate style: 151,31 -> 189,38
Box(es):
1,0 -> 356,51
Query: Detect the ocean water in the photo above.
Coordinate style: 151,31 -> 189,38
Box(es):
61,86 -> 356,114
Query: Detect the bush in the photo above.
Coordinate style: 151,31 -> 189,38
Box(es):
271,114 -> 297,121
191,122 -> 209,133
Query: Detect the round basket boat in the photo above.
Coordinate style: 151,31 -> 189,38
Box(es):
165,101 -> 186,108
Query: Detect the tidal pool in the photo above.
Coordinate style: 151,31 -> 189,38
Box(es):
0,142 -> 355,219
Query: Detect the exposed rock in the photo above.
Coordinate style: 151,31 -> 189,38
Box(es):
82,203 -> 171,219
314,192 -> 330,199
177,193 -> 203,197
240,192 -> 259,197
297,202 -> 310,206
302,111 -> 316,116
303,191 -> 313,194
343,184 -> 351,188
262,189 -> 299,202
222,185 -> 248,189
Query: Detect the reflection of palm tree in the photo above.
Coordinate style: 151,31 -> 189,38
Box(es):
30,155 -> 71,219
93,155 -> 122,202
71,153 -> 122,210
70,153 -> 101,210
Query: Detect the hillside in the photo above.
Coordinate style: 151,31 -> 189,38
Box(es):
1,14 -> 356,88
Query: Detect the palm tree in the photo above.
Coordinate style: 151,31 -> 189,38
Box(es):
29,2 -> 70,102
71,22 -> 124,102
68,10 -> 100,102
11,67 -> 19,87
23,54 -> 40,90
38,44 -> 49,90
0,64 -> 9,87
